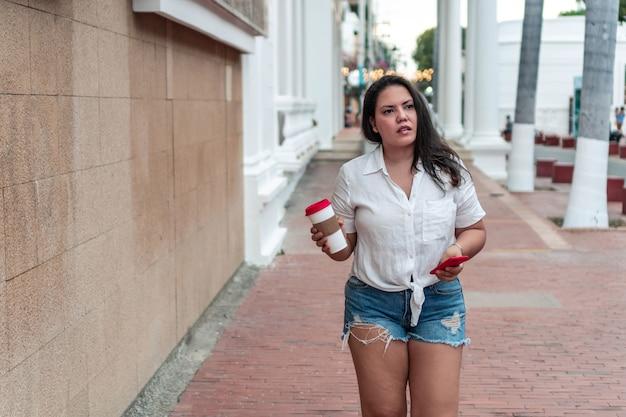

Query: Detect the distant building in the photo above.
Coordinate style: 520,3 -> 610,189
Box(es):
498,16 -> 626,136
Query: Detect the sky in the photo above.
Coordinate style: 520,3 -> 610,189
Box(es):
374,0 -> 581,75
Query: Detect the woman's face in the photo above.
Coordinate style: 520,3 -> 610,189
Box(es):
370,85 -> 417,149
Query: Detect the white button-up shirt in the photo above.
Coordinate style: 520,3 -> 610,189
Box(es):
331,145 -> 486,325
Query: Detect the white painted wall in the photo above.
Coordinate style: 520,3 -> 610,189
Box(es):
304,0 -> 341,149
498,16 -> 626,136
243,3 -> 288,266
243,0 -> 343,265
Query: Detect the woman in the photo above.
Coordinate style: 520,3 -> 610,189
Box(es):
310,75 -> 486,417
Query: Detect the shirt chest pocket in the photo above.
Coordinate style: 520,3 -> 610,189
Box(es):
422,198 -> 456,241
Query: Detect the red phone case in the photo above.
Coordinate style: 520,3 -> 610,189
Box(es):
429,256 -> 470,274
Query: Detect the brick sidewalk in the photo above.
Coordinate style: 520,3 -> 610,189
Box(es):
170,157 -> 626,417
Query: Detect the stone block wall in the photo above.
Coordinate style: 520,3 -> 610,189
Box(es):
0,1 -> 244,415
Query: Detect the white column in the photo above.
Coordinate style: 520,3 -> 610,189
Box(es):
243,4 -> 287,266
469,0 -> 510,180
276,0 -> 291,96
613,59 -> 625,110
273,0 -> 319,173
358,0 -> 366,79
305,0 -> 334,149
367,0 -> 374,69
442,0 -> 463,140
284,0 -> 294,97
461,0 -> 477,145
263,6 -> 278,152
334,0 -> 344,133
243,51 -> 263,160
436,0 -> 447,125
293,0 -> 304,97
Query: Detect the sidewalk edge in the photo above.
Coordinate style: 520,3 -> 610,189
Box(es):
121,263 -> 261,417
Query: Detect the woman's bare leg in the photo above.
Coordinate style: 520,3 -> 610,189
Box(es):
408,341 -> 463,417
348,325 -> 409,417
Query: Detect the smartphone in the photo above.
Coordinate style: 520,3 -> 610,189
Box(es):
429,256 -> 470,274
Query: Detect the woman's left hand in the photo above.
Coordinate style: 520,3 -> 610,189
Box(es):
435,244 -> 464,282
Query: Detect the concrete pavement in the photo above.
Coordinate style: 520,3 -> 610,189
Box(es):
169,140 -> 626,416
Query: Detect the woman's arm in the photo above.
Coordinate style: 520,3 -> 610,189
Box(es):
434,219 -> 486,281
453,219 -> 486,258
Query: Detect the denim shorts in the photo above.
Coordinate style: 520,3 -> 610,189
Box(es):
342,276 -> 470,348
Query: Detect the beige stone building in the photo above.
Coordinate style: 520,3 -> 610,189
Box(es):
0,0 -> 263,415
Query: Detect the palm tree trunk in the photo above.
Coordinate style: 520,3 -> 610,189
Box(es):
507,0 -> 544,192
563,0 -> 619,228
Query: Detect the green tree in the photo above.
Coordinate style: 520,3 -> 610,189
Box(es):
563,0 -> 619,228
412,26 -> 466,71
412,27 -> 435,70
559,9 -> 585,16
507,0 -> 544,191
559,0 -> 626,22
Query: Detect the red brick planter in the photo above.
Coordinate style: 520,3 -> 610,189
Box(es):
619,145 -> 626,159
536,158 -> 557,178
561,136 -> 576,148
607,176 -> 625,202
552,162 -> 574,183
534,132 -> 545,144
609,142 -> 619,155
545,134 -> 560,147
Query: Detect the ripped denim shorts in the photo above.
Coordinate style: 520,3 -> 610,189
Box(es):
342,276 -> 470,348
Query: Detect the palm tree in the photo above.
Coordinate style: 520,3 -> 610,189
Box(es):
563,0 -> 619,228
507,0 -> 544,192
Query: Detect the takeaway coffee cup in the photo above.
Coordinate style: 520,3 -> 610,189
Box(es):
305,199 -> 348,254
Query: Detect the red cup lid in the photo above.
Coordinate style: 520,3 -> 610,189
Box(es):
305,199 -> 331,216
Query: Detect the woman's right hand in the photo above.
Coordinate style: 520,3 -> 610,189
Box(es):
311,216 -> 344,255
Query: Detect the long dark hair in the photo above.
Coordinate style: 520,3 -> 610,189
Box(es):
361,75 -> 465,190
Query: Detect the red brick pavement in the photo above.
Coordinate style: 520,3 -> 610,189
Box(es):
171,156 -> 626,417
